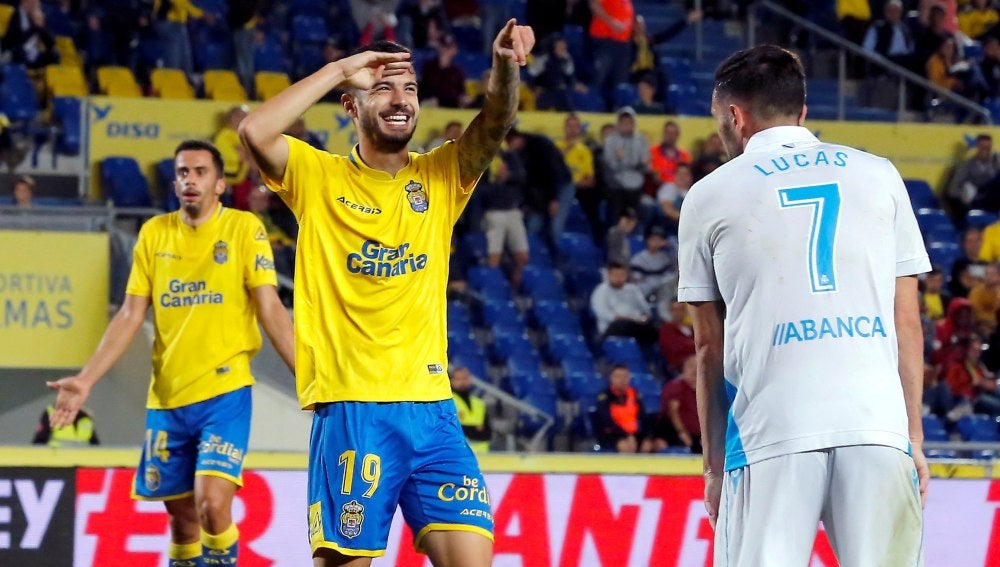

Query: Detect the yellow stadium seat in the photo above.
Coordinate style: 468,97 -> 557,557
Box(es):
151,68 -> 194,99
44,64 -> 88,98
254,71 -> 290,101
55,36 -> 83,69
97,66 -> 142,97
204,70 -> 246,101
0,5 -> 14,37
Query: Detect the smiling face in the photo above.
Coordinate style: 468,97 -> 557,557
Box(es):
174,149 -> 226,219
346,70 -> 420,154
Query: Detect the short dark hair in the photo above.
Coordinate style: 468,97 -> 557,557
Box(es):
977,133 -> 993,143
714,44 -> 805,121
610,364 -> 630,374
607,261 -> 627,271
174,140 -> 225,178
350,40 -> 412,57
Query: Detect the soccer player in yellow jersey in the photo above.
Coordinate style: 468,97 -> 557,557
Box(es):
47,140 -> 295,567
239,19 -> 535,567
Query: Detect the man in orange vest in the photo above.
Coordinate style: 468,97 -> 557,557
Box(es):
593,364 -> 645,452
589,0 -> 635,109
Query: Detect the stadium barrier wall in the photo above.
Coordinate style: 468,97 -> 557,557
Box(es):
0,231 -> 109,368
2,449 -> 999,566
86,96 -> 987,201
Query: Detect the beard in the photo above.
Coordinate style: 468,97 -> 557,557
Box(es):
718,119 -> 743,159
359,110 -> 416,154
183,201 -> 203,217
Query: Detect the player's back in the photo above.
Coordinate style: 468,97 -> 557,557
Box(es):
678,126 -> 929,468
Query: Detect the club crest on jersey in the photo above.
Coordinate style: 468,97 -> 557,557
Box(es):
213,240 -> 228,264
144,464 -> 161,491
339,500 -> 365,539
404,180 -> 428,213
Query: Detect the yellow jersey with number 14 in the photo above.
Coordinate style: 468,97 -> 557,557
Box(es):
126,205 -> 277,409
262,136 -> 477,407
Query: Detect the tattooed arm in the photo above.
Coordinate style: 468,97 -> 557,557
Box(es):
457,19 -> 535,187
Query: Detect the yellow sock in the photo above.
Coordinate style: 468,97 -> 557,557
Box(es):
168,541 -> 202,566
201,523 -> 239,566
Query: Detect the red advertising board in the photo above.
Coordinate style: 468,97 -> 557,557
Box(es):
73,468 -> 1000,566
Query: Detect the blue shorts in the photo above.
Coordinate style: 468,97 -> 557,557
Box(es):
307,400 -> 493,557
132,386 -> 252,500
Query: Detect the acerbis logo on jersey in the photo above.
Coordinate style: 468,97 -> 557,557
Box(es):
346,240 -> 428,277
337,196 -> 382,215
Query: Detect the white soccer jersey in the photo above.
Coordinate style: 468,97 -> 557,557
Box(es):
678,126 -> 930,471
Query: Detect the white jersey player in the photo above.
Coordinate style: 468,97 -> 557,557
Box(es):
678,45 -> 929,566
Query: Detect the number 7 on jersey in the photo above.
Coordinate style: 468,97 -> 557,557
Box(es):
778,183 -> 841,293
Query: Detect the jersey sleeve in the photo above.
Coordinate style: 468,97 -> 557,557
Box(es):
242,214 -> 279,290
124,221 -> 154,297
425,140 -> 482,225
260,134 -> 322,217
677,189 -> 721,302
888,161 -> 931,276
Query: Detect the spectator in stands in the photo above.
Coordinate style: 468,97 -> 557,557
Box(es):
424,120 -> 464,150
952,261 -> 986,300
1,0 -> 57,70
12,175 -> 34,208
915,4 -> 955,71
351,0 -> 400,44
650,121 -> 691,184
528,34 -> 587,112
656,161 -> 692,234
229,1 -> 259,96
861,0 -> 915,69
921,267 -> 950,321
93,0 -> 144,71
959,0 -> 999,40
692,133 -> 726,181
837,0 -> 871,77
399,0 -> 450,49
925,35 -> 980,102
589,0 -> 634,108
603,106 -> 650,225
632,74 -> 666,115
936,296 -> 977,365
152,0 -> 207,80
630,223 -> 678,315
214,105 -> 254,209
629,9 -> 702,84
949,134 -> 1000,217
643,355 -> 700,453
557,113 -> 603,238
419,34 -> 470,108
248,186 -> 295,279
480,151 -> 530,284
593,364 -> 645,453
591,261 -> 658,344
923,362 -> 957,422
945,334 -> 1000,417
33,404 -> 99,447
506,127 -> 576,245
285,117 -> 325,151
605,207 -> 638,265
588,122 -> 617,235
658,299 -> 695,374
450,365 -> 492,453
980,36 -> 1000,100
968,262 -> 1000,334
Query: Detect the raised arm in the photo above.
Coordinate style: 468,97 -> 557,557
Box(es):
895,275 -> 929,507
252,284 -> 295,375
456,19 -> 535,187
688,299 -> 728,529
46,294 -> 151,428
239,50 -> 413,180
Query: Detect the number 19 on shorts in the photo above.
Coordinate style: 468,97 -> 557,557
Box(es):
778,183 -> 841,294
338,450 -> 381,498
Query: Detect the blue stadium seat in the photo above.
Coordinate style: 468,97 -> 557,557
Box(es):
915,208 -> 954,234
628,233 -> 645,256
547,332 -> 590,363
455,52 -> 490,78
922,415 -> 949,442
532,300 -> 573,327
459,231 -> 488,266
556,233 -> 602,267
563,371 -> 605,401
631,372 -> 661,409
292,43 -> 326,79
449,351 -> 488,379
254,36 -> 288,73
493,331 -> 532,362
957,414 -> 1000,442
613,82 -> 637,109
601,337 -> 645,366
451,24 -> 482,52
509,371 -> 555,398
523,268 -> 565,302
448,300 -> 472,324
924,449 -> 958,459
0,82 -> 40,122
658,446 -> 693,455
927,241 -> 962,272
570,89 -> 607,112
469,266 -> 512,300
156,158 -> 180,211
101,157 -> 152,207
291,15 -> 329,43
966,209 -> 999,229
52,96 -> 81,155
519,392 -> 558,437
564,266 -> 603,299
562,355 -> 597,378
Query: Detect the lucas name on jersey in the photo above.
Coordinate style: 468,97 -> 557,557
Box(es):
752,149 -> 849,177
160,278 -> 224,308
346,239 -> 429,278
771,314 -> 887,346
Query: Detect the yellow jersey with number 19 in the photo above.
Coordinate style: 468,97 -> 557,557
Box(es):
262,136 -> 477,408
125,205 -> 278,409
